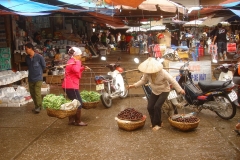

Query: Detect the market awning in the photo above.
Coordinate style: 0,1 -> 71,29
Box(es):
87,12 -> 125,27
105,0 -> 144,8
220,0 -> 240,7
115,0 -> 184,13
126,27 -> 146,32
146,25 -> 166,31
0,9 -> 16,15
58,0 -> 114,9
229,9 -> 240,17
0,0 -> 61,12
201,15 -> 234,27
183,17 -> 207,27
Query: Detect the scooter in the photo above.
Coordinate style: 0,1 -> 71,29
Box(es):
213,63 -> 234,81
95,57 -> 129,108
178,61 -> 237,120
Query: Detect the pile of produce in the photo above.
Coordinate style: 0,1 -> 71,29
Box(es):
80,90 -> 100,102
172,116 -> 199,123
42,94 -> 71,110
117,108 -> 143,121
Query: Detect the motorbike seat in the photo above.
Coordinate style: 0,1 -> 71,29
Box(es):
198,81 -> 233,92
99,75 -> 113,80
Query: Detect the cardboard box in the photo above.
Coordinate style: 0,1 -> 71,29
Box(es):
130,47 -> 139,54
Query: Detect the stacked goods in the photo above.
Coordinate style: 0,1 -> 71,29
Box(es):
171,116 -> 199,123
169,114 -> 200,131
80,90 -> 100,109
42,94 -> 70,110
43,94 -> 78,119
0,86 -> 32,107
117,108 -> 143,121
115,108 -> 146,131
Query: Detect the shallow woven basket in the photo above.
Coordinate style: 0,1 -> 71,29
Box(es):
168,117 -> 200,131
115,115 -> 147,131
46,108 -> 77,119
82,101 -> 100,109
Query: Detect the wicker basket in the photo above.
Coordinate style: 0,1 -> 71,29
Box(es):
82,101 -> 100,109
46,108 -> 77,119
115,115 -> 147,131
168,117 -> 200,131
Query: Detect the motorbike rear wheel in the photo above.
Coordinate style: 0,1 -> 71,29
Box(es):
214,95 -> 236,120
100,91 -> 112,108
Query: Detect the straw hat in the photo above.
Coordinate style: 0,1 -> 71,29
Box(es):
138,57 -> 163,74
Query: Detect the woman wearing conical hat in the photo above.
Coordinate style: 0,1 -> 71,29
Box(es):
128,57 -> 185,131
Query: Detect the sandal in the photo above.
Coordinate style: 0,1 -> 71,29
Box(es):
74,121 -> 88,126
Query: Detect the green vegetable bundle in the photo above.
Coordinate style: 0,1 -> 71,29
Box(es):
80,90 -> 100,103
42,94 -> 71,110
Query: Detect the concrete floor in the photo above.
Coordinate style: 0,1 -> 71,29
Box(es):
1,50 -> 240,160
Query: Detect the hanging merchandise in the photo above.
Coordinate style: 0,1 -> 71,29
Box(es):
208,44 -> 218,63
227,43 -> 237,53
198,45 -> 204,57
153,44 -> 161,58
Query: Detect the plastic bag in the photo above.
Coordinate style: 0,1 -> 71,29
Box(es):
60,99 -> 80,110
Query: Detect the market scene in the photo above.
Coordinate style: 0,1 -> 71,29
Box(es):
0,0 -> 240,159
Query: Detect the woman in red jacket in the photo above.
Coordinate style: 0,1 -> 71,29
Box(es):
62,47 -> 89,126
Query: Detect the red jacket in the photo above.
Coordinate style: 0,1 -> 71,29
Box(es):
62,58 -> 85,89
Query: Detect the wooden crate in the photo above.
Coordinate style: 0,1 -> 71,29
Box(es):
46,75 -> 64,84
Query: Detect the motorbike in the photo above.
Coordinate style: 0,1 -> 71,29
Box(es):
162,45 -> 189,61
177,61 -> 237,120
213,63 -> 234,81
94,57 -> 129,108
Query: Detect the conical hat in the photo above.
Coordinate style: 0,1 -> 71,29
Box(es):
138,57 -> 163,74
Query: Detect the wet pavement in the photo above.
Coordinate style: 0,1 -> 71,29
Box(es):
1,50 -> 240,160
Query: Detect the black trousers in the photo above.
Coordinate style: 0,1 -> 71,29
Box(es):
147,92 -> 169,126
63,88 -> 83,109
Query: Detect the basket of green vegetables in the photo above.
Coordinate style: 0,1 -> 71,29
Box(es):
43,94 -> 77,119
80,90 -> 100,109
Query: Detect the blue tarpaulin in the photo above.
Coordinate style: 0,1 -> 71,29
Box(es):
0,0 -> 61,12
58,0 -> 114,9
221,1 -> 240,7
230,9 -> 240,17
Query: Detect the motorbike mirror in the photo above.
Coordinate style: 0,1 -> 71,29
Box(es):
101,56 -> 106,61
134,58 -> 139,64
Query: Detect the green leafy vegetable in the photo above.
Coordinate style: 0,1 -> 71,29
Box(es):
42,94 -> 71,110
80,90 -> 100,102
